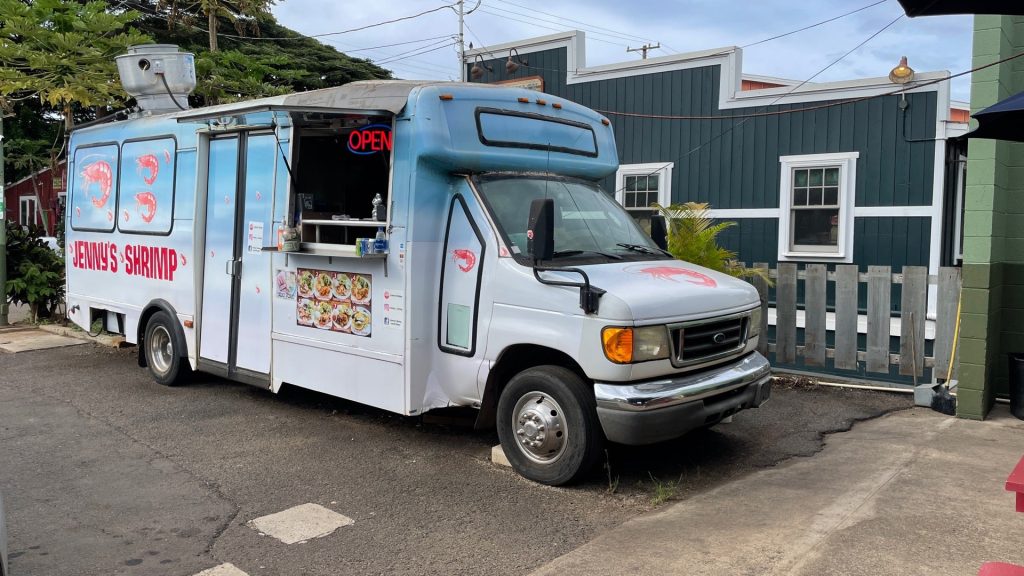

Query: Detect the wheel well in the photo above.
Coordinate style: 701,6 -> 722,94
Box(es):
137,300 -> 184,367
474,344 -> 588,430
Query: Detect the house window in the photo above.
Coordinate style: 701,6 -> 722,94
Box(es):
778,152 -> 858,262
614,163 -> 673,231
19,196 -> 36,228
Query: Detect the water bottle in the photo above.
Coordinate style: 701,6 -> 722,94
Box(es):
373,227 -> 387,253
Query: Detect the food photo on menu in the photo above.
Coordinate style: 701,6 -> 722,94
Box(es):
295,268 -> 372,337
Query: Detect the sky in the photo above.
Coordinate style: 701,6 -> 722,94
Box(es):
272,0 -> 974,102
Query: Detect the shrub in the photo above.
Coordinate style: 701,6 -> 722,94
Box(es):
4,222 -> 65,322
653,202 -> 771,285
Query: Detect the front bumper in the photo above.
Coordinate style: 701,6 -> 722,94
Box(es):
593,352 -> 772,445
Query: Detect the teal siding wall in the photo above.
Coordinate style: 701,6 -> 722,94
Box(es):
469,47 -> 938,212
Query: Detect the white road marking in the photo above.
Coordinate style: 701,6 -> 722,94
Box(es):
193,563 -> 250,576
248,503 -> 354,544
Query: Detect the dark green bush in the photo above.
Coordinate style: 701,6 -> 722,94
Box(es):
4,222 -> 64,322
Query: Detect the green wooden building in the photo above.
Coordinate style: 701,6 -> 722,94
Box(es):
465,31 -> 970,383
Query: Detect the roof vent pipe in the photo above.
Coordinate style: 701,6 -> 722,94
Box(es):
115,44 -> 196,114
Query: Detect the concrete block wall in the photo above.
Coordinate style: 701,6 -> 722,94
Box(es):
960,15 -> 1024,419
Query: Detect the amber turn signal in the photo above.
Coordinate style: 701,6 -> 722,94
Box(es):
602,327 -> 633,364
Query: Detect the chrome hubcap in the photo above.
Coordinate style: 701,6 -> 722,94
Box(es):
148,325 -> 174,376
512,392 -> 567,464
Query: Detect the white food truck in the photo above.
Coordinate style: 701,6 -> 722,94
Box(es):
65,45 -> 771,485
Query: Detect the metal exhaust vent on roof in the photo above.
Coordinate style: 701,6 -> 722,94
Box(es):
115,44 -> 196,114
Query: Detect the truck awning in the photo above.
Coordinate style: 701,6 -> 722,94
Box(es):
173,80 -> 431,122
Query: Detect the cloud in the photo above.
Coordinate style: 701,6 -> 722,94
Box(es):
272,0 -> 973,99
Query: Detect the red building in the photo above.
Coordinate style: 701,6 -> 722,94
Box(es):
4,160 -> 66,236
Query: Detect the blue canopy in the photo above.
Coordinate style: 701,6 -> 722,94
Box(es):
968,91 -> 1024,142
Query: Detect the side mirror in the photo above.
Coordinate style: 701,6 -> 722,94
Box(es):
527,198 -> 554,262
650,215 -> 668,250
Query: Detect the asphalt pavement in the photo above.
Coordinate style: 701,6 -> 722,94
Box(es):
0,343 -> 912,576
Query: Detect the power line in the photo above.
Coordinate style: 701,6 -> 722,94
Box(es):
476,5 -> 628,47
742,0 -> 889,48
475,7 -> 628,47
489,0 -> 661,46
608,12 -> 907,196
375,39 -> 459,65
216,5 -> 453,41
480,1 -> 650,47
339,35 -> 455,54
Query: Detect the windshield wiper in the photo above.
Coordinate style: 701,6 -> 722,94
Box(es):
552,249 -> 623,260
616,243 -> 672,257
616,243 -> 656,254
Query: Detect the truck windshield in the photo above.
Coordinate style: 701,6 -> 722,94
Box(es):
475,176 -> 669,262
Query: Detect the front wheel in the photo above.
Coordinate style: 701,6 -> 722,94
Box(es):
144,311 -> 190,386
496,366 -> 604,486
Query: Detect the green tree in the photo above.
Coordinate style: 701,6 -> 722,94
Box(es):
4,223 -> 64,323
161,0 -> 274,52
117,0 -> 391,104
653,202 -> 771,284
0,0 -> 150,135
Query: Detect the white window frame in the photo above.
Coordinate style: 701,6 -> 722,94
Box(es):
778,152 -> 858,263
615,162 -> 673,211
19,196 -> 37,228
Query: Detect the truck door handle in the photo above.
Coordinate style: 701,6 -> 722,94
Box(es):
225,259 -> 241,277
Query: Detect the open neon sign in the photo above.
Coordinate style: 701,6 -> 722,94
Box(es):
347,124 -> 393,155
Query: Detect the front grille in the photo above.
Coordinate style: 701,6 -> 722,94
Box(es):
671,316 -> 748,366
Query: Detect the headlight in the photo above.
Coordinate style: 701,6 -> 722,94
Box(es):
602,326 -> 671,364
748,306 -> 762,338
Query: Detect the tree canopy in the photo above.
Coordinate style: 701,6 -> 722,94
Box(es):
1,0 -> 393,182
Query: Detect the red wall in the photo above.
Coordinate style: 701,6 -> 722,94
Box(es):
4,161 -> 66,235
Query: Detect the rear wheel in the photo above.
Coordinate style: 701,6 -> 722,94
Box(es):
144,311 -> 190,386
496,365 -> 603,485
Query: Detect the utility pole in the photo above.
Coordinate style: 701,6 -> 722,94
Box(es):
0,115 -> 7,326
458,0 -> 465,81
627,43 -> 660,60
456,0 -> 480,82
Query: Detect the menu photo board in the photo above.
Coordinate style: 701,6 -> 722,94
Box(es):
295,268 -> 372,337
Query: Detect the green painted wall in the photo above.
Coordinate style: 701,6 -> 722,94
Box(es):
960,15 -> 1024,419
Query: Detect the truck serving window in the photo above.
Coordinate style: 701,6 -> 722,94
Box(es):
475,109 -> 598,157
70,143 -> 119,232
119,137 -> 176,235
291,115 -> 393,247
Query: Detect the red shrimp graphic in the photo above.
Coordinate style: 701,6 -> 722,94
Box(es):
81,161 -> 113,208
136,154 -> 160,185
162,149 -> 172,164
106,209 -> 113,222
123,209 -> 130,222
135,192 -> 158,223
630,265 -> 718,288
75,206 -> 81,218
451,249 -> 477,273
179,252 -> 187,267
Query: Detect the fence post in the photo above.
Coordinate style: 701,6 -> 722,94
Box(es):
804,264 -> 827,366
899,266 -> 928,377
753,262 -> 770,356
934,267 -> 962,380
776,263 -> 798,364
867,266 -> 892,374
834,265 -> 859,370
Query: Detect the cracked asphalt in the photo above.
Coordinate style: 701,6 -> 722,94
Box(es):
0,343 -> 912,576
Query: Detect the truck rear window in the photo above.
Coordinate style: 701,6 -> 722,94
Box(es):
475,108 -> 598,157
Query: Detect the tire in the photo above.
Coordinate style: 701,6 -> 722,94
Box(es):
496,365 -> 604,486
143,311 -> 190,386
